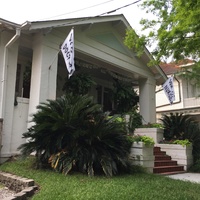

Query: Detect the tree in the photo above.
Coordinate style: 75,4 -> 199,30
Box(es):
112,79 -> 139,114
124,0 -> 200,64
62,73 -> 96,95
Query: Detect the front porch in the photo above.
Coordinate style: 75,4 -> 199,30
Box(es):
0,15 -> 167,161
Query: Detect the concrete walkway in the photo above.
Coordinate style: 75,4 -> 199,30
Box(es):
167,173 -> 200,183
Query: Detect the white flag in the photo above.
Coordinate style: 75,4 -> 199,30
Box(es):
162,76 -> 175,104
61,29 -> 75,78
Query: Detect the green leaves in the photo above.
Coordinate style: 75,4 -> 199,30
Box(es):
124,29 -> 146,57
160,113 -> 197,140
125,0 -> 200,64
172,139 -> 191,147
62,73 -> 96,95
131,135 -> 155,146
112,79 -> 139,114
19,94 -> 131,177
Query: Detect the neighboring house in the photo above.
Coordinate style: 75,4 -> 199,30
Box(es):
0,15 -> 167,162
156,60 -> 200,122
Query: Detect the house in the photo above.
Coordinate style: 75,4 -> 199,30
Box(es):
156,60 -> 200,122
0,14 -> 167,162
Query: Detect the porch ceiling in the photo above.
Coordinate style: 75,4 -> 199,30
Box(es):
75,51 -> 140,85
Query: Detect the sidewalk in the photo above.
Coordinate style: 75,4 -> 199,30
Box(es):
167,173 -> 200,183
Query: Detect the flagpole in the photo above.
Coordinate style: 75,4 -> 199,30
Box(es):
49,50 -> 60,70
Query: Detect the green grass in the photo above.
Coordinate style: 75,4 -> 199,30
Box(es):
0,157 -> 200,200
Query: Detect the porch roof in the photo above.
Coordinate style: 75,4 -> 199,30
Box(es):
0,15 -> 167,85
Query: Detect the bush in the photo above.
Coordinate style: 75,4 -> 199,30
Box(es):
49,112 -> 131,177
160,113 -> 200,162
189,159 -> 200,173
172,139 -> 191,147
129,135 -> 155,146
160,113 -> 196,140
62,73 -> 96,95
112,79 -> 139,114
127,108 -> 142,133
139,123 -> 163,129
159,139 -> 192,146
18,94 -> 131,176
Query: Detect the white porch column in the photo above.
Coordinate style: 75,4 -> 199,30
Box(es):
28,33 -> 58,120
0,31 -> 19,161
139,78 -> 156,124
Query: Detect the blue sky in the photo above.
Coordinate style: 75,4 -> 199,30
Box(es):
1,0 -> 148,33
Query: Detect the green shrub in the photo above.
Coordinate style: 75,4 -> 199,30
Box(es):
139,123 -> 163,129
130,135 -> 155,146
127,108 -> 142,133
159,139 -> 191,146
189,159 -> 200,173
62,73 -> 96,95
172,139 -> 191,147
112,79 -> 139,114
160,113 -> 195,140
160,113 -> 200,162
18,94 -> 131,177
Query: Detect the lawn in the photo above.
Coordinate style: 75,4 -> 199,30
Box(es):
0,157 -> 199,200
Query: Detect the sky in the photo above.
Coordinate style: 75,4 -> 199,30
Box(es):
1,0 -> 149,34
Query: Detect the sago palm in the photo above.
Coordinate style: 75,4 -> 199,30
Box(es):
18,94 -> 102,165
50,113 -> 131,176
18,94 -> 131,176
160,113 -> 196,140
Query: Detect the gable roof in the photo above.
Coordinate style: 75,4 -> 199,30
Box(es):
29,14 -> 129,31
0,14 -> 167,85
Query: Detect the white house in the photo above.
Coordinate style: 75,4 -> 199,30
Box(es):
156,60 -> 200,122
0,15 -> 167,162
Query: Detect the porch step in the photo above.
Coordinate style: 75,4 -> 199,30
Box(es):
155,155 -> 171,161
154,160 -> 177,167
154,151 -> 166,155
153,147 -> 185,175
154,146 -> 162,153
153,165 -> 184,174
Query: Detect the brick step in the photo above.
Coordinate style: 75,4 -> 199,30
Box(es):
154,151 -> 166,156
153,147 -> 185,174
154,160 -> 177,167
153,146 -> 161,153
153,165 -> 184,174
155,155 -> 171,161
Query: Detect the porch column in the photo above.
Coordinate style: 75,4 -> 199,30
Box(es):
139,78 -> 156,124
0,31 -> 19,161
28,33 -> 58,121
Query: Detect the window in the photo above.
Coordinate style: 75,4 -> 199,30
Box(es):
15,64 -> 31,98
96,85 -> 113,112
